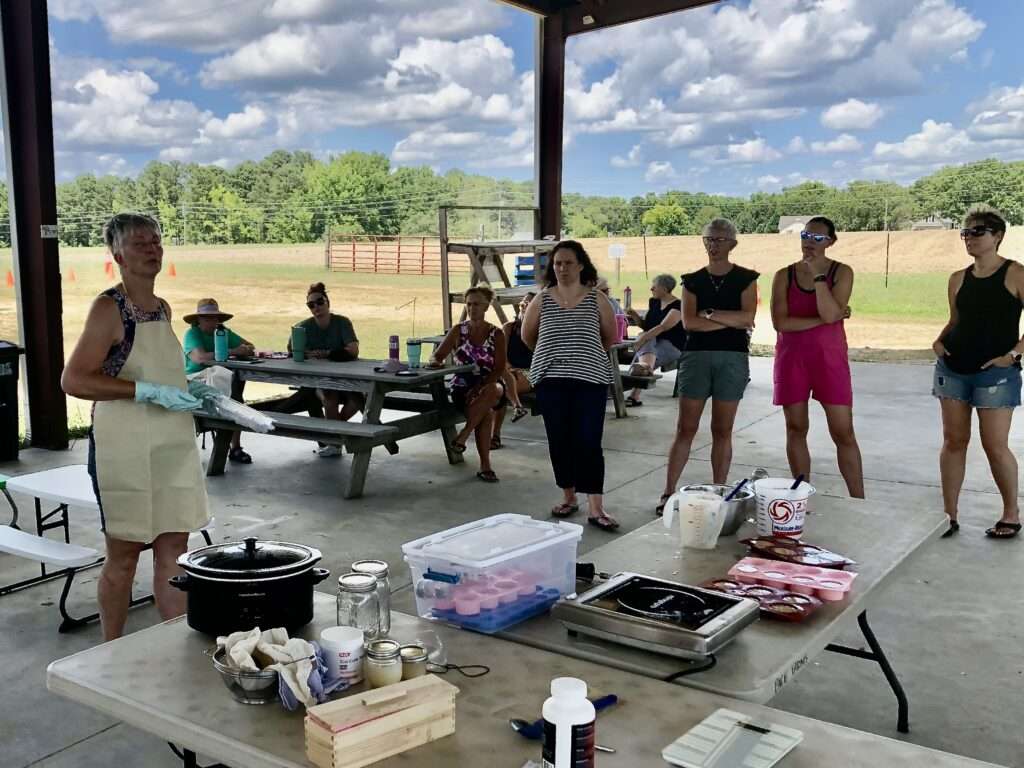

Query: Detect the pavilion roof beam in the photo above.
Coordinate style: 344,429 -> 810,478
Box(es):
562,0 -> 720,36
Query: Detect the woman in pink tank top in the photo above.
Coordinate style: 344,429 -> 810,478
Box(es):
770,216 -> 864,498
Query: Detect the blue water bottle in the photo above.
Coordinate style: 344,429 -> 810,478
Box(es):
214,324 -> 228,362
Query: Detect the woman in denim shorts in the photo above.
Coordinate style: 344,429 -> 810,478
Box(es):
656,218 -> 758,515
934,209 -> 1023,540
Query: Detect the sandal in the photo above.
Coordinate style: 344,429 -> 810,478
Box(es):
940,520 -> 960,538
511,406 -> 529,423
625,397 -> 643,408
450,439 -> 467,455
985,520 -> 1021,539
588,514 -> 620,532
628,363 -> 652,377
655,493 -> 672,517
551,502 -> 579,518
490,436 -> 503,450
228,447 -> 252,464
476,470 -> 500,483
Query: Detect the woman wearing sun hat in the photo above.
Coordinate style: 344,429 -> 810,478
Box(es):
182,298 -> 256,463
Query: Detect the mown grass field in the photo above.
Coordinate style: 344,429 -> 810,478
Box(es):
1,230 -> 1018,428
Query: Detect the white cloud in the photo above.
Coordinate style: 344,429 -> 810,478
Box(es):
821,99 -> 884,131
811,134 -> 864,154
757,174 -> 782,189
644,161 -> 678,185
611,144 -> 643,168
203,105 -> 268,140
874,120 -> 972,161
787,136 -> 808,154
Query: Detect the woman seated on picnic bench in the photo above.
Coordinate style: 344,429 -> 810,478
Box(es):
182,298 -> 255,464
287,282 -> 364,458
491,290 -> 535,449
428,285 -> 507,483
624,274 -> 686,407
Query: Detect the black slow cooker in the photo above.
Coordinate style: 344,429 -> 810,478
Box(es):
170,537 -> 329,636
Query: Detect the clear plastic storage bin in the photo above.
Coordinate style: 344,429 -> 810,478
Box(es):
402,514 -> 583,633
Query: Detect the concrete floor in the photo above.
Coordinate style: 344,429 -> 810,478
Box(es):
2,357 -> 1021,767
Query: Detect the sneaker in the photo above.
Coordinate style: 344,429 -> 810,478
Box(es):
317,445 -> 344,458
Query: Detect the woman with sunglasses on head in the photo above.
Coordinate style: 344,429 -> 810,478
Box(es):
933,209 -> 1022,540
288,282 -> 363,457
656,219 -> 757,515
770,216 -> 864,498
428,285 -> 506,483
521,240 -> 619,531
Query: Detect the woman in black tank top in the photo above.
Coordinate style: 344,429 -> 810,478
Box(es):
933,210 -> 1023,539
492,291 -> 536,448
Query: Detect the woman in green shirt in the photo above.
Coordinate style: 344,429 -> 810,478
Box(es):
182,298 -> 255,463
288,282 -> 363,458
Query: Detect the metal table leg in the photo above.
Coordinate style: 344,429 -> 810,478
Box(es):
825,610 -> 910,733
169,743 -> 228,768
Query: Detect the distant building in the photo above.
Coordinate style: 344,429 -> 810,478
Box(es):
778,215 -> 823,234
911,215 -> 954,231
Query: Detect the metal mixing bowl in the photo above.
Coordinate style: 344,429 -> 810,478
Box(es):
211,647 -> 280,705
680,483 -> 756,537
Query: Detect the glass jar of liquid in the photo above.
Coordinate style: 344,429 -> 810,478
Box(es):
365,639 -> 403,689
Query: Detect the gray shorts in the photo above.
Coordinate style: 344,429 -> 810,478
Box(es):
675,350 -> 749,401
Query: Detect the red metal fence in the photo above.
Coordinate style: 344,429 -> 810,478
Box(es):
325,231 -> 469,275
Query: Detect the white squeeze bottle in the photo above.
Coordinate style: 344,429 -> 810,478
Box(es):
542,677 -> 596,768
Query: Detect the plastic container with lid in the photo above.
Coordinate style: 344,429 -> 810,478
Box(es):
542,677 -> 596,768
402,514 -> 583,633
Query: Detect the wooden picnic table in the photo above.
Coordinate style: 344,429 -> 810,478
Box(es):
200,358 -> 473,499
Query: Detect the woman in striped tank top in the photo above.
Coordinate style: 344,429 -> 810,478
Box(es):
521,241 -> 620,531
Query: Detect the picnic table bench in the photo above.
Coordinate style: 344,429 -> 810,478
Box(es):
198,358 -> 472,499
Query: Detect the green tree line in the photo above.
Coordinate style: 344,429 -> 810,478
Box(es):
0,153 -> 1019,247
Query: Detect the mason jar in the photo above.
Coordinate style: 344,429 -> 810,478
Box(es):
336,572 -> 380,641
351,559 -> 391,638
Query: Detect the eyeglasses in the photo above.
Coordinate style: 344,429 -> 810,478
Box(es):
800,231 -> 832,243
703,236 -> 733,245
306,297 -> 327,309
960,226 -> 996,239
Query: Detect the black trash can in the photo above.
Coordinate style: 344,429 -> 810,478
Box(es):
0,342 -> 24,461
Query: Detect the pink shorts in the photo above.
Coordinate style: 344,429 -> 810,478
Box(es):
773,341 -> 853,407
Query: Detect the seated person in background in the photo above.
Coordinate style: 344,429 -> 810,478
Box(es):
429,285 -> 506,483
492,290 -> 535,449
624,274 -> 686,407
183,298 -> 255,463
287,282 -> 363,458
595,276 -> 624,314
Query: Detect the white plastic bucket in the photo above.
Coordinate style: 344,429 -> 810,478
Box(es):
752,478 -> 815,537
663,491 -> 725,550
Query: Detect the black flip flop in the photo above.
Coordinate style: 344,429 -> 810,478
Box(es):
655,493 -> 672,517
625,398 -> 643,408
940,520 -> 960,538
588,514 -> 620,532
511,406 -> 529,423
476,470 -> 499,483
551,503 -> 579,518
985,521 -> 1021,539
228,447 -> 253,464
450,440 -> 467,455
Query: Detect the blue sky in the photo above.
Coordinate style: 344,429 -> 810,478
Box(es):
44,0 -> 1024,197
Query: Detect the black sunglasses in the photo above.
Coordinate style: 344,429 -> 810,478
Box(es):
306,297 -> 327,309
960,226 -> 996,239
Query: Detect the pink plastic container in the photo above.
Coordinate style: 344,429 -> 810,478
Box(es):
728,557 -> 857,602
494,580 -> 520,604
476,587 -> 501,610
454,591 -> 480,615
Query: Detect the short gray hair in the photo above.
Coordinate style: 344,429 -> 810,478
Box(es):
103,212 -> 161,254
703,217 -> 737,239
653,273 -> 677,293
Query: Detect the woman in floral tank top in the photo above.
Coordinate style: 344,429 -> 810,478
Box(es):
429,285 -> 508,482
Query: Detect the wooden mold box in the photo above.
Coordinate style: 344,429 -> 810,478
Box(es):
304,675 -> 460,768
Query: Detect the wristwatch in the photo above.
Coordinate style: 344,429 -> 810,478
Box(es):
813,273 -> 828,283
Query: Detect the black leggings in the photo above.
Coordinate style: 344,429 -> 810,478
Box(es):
535,378 -> 607,495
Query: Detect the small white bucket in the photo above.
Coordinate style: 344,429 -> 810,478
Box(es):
663,491 -> 725,550
752,478 -> 815,537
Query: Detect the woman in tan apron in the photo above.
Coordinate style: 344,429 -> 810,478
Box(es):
62,213 -> 209,640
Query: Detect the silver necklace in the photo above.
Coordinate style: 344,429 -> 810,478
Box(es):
707,271 -> 729,292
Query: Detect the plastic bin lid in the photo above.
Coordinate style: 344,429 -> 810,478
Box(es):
402,514 -> 582,568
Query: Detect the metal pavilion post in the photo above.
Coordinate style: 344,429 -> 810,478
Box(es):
0,0 -> 68,449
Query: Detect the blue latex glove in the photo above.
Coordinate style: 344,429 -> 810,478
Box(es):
187,380 -> 222,402
134,381 -> 202,411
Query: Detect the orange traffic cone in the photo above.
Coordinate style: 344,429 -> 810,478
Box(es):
168,262 -> 177,277
67,267 -> 77,282
5,270 -> 12,288
104,261 -> 113,277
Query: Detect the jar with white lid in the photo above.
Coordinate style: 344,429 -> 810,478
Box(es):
336,572 -> 380,641
365,639 -> 403,689
351,559 -> 391,639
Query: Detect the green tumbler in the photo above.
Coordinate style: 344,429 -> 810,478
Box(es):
291,325 -> 306,362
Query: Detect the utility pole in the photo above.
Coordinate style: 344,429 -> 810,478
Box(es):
181,202 -> 189,245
